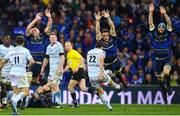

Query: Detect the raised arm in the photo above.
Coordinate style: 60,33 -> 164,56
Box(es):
26,13 -> 43,36
44,9 -> 52,35
148,3 -> 155,31
94,11 -> 102,41
159,6 -> 172,31
102,10 -> 116,37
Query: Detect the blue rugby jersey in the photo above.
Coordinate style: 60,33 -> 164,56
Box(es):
150,29 -> 171,61
25,34 -> 49,62
97,36 -> 117,63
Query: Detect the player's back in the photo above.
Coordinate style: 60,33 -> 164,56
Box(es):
87,48 -> 105,79
7,46 -> 31,75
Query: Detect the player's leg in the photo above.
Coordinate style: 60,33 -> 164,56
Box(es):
105,70 -> 121,90
68,79 -> 79,107
155,60 -> 168,104
163,64 -> 174,96
19,71 -> 33,109
106,59 -> 127,88
51,83 -> 62,108
90,79 -> 112,111
10,86 -> 20,115
78,68 -> 96,94
97,88 -> 112,111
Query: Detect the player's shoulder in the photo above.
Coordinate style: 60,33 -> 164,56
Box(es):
57,41 -> 63,46
0,44 -> 5,49
20,47 -> 30,53
0,44 -> 3,48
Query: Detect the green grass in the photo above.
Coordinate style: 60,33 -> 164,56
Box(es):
0,104 -> 180,115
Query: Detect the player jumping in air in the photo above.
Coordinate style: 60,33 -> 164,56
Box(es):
94,10 -> 127,88
148,3 -> 174,104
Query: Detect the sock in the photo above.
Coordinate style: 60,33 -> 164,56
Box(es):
7,91 -> 13,102
54,91 -> 62,104
159,80 -> 168,104
99,92 -> 112,109
11,94 -> 18,112
52,91 -> 55,103
12,92 -> 26,104
25,96 -> 30,107
70,90 -> 76,101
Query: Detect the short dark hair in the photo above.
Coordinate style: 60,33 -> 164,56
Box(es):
50,32 -> 56,36
96,41 -> 102,48
15,35 -> 24,45
101,28 -> 110,33
3,34 -> 11,39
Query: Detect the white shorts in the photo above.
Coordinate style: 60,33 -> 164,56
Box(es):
48,71 -> 63,85
9,74 -> 30,88
90,73 -> 110,89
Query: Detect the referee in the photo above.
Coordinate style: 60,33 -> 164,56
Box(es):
64,41 -> 94,108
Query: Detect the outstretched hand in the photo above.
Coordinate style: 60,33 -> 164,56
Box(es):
101,10 -> 110,18
45,9 -> 51,18
93,11 -> 102,21
35,13 -> 43,20
160,6 -> 166,14
149,3 -> 154,12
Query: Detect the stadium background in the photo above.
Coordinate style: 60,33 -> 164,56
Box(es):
0,0 -> 180,107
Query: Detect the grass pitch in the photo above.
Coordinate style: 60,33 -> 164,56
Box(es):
0,104 -> 180,115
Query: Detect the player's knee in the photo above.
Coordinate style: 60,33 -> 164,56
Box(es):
68,85 -> 73,92
163,65 -> 171,76
79,86 -> 86,92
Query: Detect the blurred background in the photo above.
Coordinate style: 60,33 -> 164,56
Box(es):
0,0 -> 179,88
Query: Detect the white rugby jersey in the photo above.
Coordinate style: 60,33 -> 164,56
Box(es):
87,48 -> 105,79
0,45 -> 14,72
4,46 -> 33,76
46,42 -> 64,72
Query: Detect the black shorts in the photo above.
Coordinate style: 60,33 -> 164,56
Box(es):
105,58 -> 121,73
155,59 -> 170,74
70,68 -> 87,82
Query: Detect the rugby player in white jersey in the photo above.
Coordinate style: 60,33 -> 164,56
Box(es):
87,43 -> 121,111
0,36 -> 35,115
0,34 -> 14,108
41,32 -> 65,108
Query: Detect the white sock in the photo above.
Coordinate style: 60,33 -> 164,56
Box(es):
11,93 -> 18,112
12,92 -> 26,104
25,96 -> 30,107
99,92 -> 112,109
54,91 -> 61,104
52,91 -> 55,103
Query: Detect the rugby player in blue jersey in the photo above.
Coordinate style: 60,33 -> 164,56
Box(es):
148,3 -> 174,104
94,10 -> 127,88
